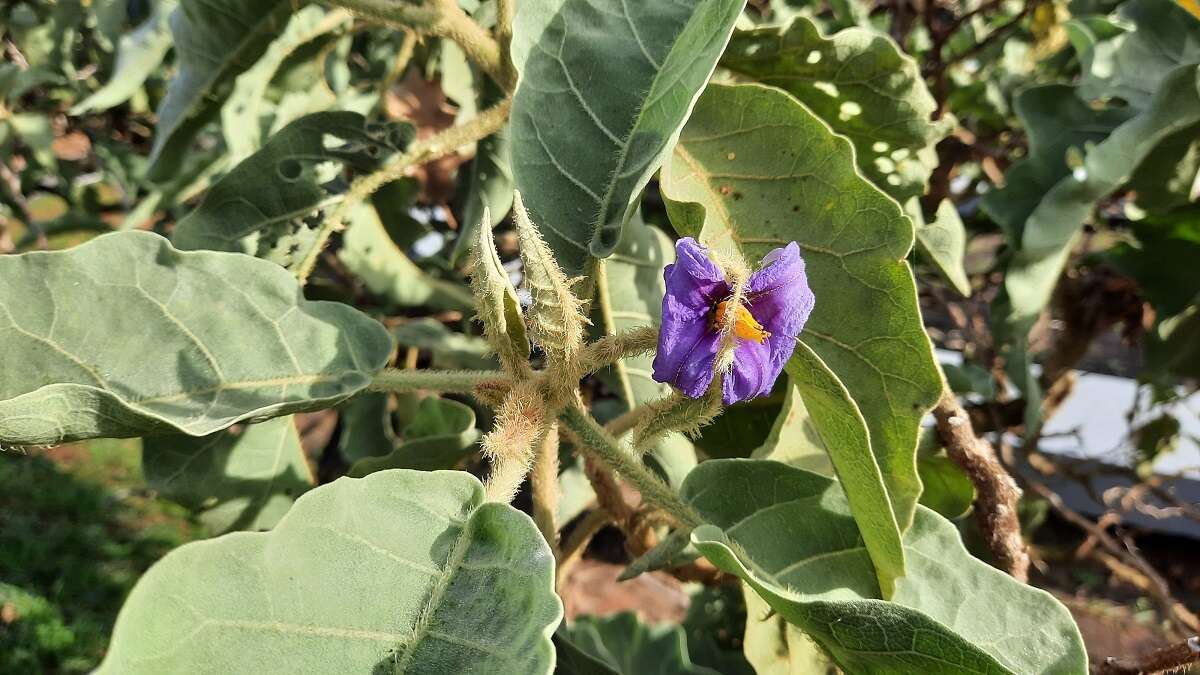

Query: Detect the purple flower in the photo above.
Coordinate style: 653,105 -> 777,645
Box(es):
651,237 -> 815,405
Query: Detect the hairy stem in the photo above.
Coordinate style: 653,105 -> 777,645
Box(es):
576,325 -> 659,379
295,98 -> 512,282
559,406 -> 701,528
367,368 -> 510,394
530,424 -> 561,554
933,387 -> 1031,582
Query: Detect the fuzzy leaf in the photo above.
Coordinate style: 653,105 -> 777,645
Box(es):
470,208 -> 531,375
685,460 -> 1087,675
98,469 -> 561,673
660,82 -> 941,532
510,0 -> 745,274
143,416 -> 313,533
513,191 -> 587,368
0,231 -> 392,445
722,17 -> 952,202
147,0 -> 291,180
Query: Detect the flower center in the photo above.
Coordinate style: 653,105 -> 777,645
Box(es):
714,300 -> 771,343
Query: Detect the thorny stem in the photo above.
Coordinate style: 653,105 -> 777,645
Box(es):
933,387 -> 1031,582
367,368 -> 511,394
1095,636 -> 1200,675
295,98 -> 512,283
559,406 -> 702,528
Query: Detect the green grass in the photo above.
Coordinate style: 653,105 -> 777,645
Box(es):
0,440 -> 204,673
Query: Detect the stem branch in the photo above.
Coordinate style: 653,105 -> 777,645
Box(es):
368,368 -> 511,394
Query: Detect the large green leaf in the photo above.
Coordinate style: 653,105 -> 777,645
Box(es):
660,82 -> 941,531
784,342 -> 904,597
510,0 -> 745,275
147,0 -> 291,180
721,16 -> 952,202
143,415 -> 313,533
98,469 -> 562,674
1070,0 -> 1200,108
1005,66 -> 1200,325
980,85 -> 1130,243
0,231 -> 392,445
70,0 -> 177,115
684,460 -> 1087,675
172,111 -> 413,271
347,396 -> 480,476
555,613 -> 721,675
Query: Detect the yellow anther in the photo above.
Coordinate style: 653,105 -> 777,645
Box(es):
714,300 -> 771,343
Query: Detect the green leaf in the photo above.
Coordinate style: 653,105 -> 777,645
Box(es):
660,82 -> 941,532
912,199 -> 971,297
594,218 -> 674,408
722,16 -> 952,202
172,111 -> 414,271
980,84 -> 1130,243
467,212 -> 530,373
147,0 -> 291,180
98,469 -> 562,674
393,319 -> 497,370
555,613 -> 721,675
340,202 -> 476,311
742,583 -> 836,675
338,393 -> 398,464
220,6 -> 353,164
1069,0 -> 1200,109
143,415 -> 314,533
347,397 -> 480,475
784,342 -> 904,598
750,379 -> 835,476
1005,66 -> 1200,326
916,453 -> 975,520
510,0 -> 745,274
70,0 -> 177,115
0,231 -> 392,446
684,459 -> 1087,675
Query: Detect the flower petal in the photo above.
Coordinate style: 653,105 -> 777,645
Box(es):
663,237 -> 728,312
652,319 -> 721,398
723,338 -> 773,404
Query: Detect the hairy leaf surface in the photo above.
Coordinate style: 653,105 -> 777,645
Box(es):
510,0 -> 745,274
0,231 -> 392,445
99,469 -> 561,674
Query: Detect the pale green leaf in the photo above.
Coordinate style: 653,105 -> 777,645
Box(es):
916,453 -> 974,520
98,469 -> 562,674
220,6 -> 353,163
555,613 -> 721,675
750,379 -> 834,477
722,16 -> 952,202
393,319 -> 497,370
660,82 -> 941,532
510,0 -> 745,274
0,231 -> 392,445
143,415 -> 314,533
784,341 -> 904,598
347,396 -> 480,475
340,202 -> 475,312
70,0 -> 177,115
912,198 -> 971,296
173,111 -> 413,270
147,0 -> 291,180
338,393 -> 398,464
1070,0 -> 1200,109
685,459 -> 1087,675
467,211 -> 530,373
742,583 -> 836,675
1005,66 -> 1200,326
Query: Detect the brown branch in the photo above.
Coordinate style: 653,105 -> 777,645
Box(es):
1094,636 -> 1200,675
1026,479 -> 1200,636
933,388 -> 1031,582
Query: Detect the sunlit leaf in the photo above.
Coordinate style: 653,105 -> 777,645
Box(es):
722,16 -> 952,202
661,82 -> 941,532
143,415 -> 314,533
510,0 -> 745,274
99,469 -> 561,674
685,459 -> 1087,675
0,231 -> 392,445
70,0 -> 177,115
